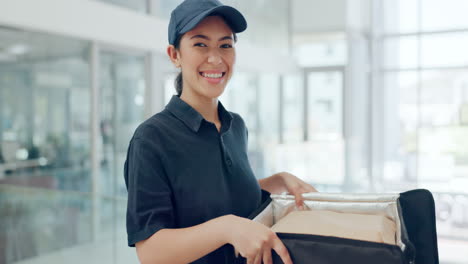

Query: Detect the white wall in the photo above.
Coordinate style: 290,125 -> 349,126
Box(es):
292,0 -> 346,33
0,0 -> 167,52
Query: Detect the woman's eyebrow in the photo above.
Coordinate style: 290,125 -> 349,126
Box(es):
218,36 -> 233,41
191,34 -> 210,40
190,35 -> 233,41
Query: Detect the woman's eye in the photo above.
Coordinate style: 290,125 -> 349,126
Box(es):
220,44 -> 233,48
194,43 -> 207,47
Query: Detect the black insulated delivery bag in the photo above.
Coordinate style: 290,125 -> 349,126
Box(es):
236,189 -> 438,264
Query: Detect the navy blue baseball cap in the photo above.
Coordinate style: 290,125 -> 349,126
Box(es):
168,0 -> 247,45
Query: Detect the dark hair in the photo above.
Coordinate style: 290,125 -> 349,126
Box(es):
173,30 -> 238,96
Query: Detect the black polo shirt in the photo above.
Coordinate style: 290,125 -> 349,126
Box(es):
124,95 -> 262,264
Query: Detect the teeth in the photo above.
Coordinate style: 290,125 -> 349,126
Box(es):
202,72 -> 222,78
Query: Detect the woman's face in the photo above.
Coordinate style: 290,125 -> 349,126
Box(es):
170,16 -> 235,100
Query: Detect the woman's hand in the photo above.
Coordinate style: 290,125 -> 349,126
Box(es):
259,172 -> 317,208
222,215 -> 293,264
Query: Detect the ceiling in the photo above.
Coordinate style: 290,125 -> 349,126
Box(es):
0,0 -> 348,64
292,0 -> 346,34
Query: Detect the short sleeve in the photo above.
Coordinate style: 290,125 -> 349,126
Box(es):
124,137 -> 175,247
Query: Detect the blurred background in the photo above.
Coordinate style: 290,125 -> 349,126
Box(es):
1,0 -> 468,263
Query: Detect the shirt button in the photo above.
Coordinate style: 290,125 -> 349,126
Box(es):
226,159 -> 232,166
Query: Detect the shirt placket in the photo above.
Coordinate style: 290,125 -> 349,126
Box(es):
219,133 -> 233,174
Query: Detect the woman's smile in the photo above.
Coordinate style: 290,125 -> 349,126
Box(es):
200,70 -> 226,84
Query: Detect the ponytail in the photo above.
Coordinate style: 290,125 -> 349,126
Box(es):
175,72 -> 183,96
174,36 -> 183,96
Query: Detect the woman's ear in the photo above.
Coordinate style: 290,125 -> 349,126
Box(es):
167,45 -> 181,68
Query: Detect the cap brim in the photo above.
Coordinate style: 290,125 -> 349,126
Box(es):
179,5 -> 247,36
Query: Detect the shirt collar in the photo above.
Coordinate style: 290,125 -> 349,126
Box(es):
166,95 -> 233,133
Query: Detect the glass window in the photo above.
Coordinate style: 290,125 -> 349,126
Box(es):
283,73 -> 304,143
99,50 -> 146,263
99,51 -> 146,198
420,70 -> 468,126
382,0 -> 468,34
382,0 -> 419,33
381,69 -> 468,249
258,73 -> 279,146
382,71 -> 419,188
421,0 -> 468,31
418,71 -> 468,247
421,32 -> 468,68
223,72 -> 263,178
293,36 -> 347,67
307,71 -> 343,140
418,69 -> 468,184
383,36 -> 418,69
378,1 -> 468,261
418,126 -> 468,185
256,73 -> 280,178
0,28 -> 92,263
303,70 -> 345,188
223,72 -> 258,149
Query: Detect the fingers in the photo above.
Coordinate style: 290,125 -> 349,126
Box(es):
296,179 -> 319,205
272,237 -> 293,264
296,177 -> 317,193
249,248 -> 273,264
253,252 -> 261,264
263,248 -> 273,264
306,183 -> 318,192
294,192 -> 304,209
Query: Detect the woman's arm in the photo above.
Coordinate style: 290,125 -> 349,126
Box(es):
136,214 -> 292,264
258,173 -> 287,194
259,172 -> 317,207
136,215 -> 226,264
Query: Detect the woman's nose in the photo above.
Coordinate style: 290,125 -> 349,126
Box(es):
207,49 -> 222,65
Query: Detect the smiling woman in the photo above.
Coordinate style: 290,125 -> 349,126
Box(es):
123,1 -> 317,264
168,16 -> 236,105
